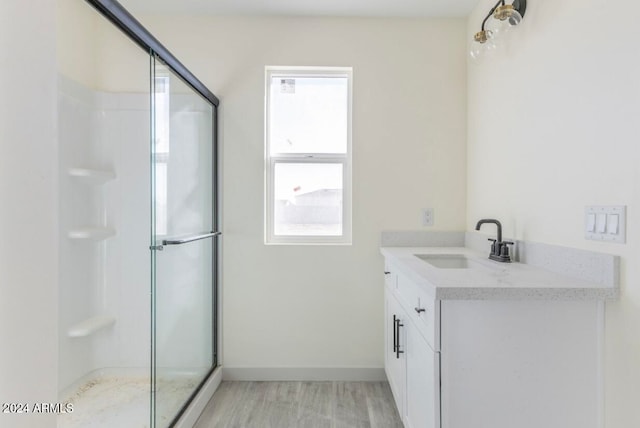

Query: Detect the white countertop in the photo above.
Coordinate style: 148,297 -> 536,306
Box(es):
381,246 -> 618,300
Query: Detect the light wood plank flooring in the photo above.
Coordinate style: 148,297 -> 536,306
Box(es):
194,381 -> 403,428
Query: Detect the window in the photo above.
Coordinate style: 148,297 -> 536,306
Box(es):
265,67 -> 352,244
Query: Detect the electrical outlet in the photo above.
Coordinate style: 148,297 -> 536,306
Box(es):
422,208 -> 434,227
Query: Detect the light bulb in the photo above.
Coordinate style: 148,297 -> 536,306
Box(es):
470,43 -> 483,61
483,37 -> 498,58
507,11 -> 523,26
492,5 -> 523,38
469,31 -> 497,62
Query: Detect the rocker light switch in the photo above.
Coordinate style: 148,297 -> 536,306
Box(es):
586,214 -> 596,232
607,214 -> 619,234
596,214 -> 607,233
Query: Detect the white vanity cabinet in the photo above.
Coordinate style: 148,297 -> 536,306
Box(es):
383,258 -> 605,428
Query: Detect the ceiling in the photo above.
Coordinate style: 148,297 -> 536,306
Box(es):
120,0 -> 479,18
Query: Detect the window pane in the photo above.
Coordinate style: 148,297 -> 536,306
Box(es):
269,76 -> 348,155
273,163 -> 343,236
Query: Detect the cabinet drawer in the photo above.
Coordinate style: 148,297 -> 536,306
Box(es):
397,272 -> 438,350
384,261 -> 397,290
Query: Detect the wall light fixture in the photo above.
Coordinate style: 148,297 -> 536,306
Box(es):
470,0 -> 527,60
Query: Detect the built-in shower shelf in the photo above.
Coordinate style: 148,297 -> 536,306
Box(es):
68,168 -> 116,184
68,227 -> 116,241
67,315 -> 116,338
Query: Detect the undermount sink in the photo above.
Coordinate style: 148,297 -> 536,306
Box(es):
415,254 -> 483,269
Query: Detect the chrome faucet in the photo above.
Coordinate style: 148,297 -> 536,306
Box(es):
475,219 -> 513,262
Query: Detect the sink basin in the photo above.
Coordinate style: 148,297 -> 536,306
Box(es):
415,254 -> 483,269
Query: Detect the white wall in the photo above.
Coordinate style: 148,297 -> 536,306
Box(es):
56,0 -> 99,90
467,1 -> 640,426
137,16 -> 468,374
0,1 -> 58,427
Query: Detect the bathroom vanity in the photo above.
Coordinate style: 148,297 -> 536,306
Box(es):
381,234 -> 618,428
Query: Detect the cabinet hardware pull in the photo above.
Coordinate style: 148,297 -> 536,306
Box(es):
395,318 -> 404,359
392,315 -> 397,352
384,271 -> 391,275
415,307 -> 426,314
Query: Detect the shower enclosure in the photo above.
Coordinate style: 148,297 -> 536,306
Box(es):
56,1 -> 220,426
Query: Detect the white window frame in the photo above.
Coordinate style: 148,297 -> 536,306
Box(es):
265,66 -> 353,245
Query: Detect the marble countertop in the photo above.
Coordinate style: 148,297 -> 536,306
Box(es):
381,246 -> 619,300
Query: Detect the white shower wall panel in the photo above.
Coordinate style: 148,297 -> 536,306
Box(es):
100,94 -> 151,370
58,77 -> 105,390
58,76 -> 150,390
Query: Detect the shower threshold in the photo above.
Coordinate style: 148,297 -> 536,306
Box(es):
58,367 -> 203,428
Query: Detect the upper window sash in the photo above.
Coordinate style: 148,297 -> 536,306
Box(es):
266,69 -> 351,157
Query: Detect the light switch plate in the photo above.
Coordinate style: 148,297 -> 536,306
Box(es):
585,206 -> 626,243
422,208 -> 434,227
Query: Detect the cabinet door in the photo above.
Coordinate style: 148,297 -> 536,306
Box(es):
405,320 -> 440,428
385,288 -> 406,419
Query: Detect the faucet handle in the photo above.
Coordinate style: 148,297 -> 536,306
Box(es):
487,238 -> 497,255
500,241 -> 514,258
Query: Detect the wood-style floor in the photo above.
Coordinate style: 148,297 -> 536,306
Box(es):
194,381 -> 403,428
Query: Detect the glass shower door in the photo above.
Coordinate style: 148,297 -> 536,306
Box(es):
151,58 -> 217,427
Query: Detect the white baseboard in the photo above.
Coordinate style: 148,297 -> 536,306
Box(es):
222,367 -> 386,381
174,366 -> 223,428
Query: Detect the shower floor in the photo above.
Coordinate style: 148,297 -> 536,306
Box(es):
58,368 -> 202,428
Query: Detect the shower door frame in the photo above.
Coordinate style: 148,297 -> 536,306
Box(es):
83,1 -> 220,426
